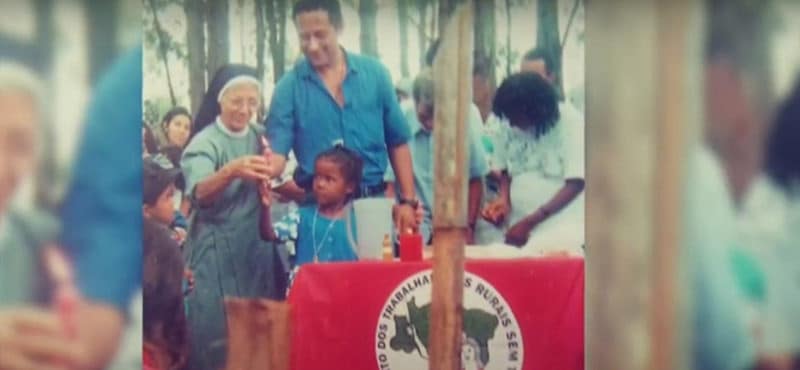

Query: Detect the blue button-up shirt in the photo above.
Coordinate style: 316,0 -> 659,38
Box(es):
60,46 -> 143,312
266,49 -> 411,188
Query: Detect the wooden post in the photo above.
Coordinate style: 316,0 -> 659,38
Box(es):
585,0 -> 695,369
429,2 -> 473,370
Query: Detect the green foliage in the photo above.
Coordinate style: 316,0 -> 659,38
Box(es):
143,98 -> 175,126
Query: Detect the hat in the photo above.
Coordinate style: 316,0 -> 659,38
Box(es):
143,154 -> 184,205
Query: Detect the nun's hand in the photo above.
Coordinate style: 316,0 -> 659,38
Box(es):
226,155 -> 271,182
0,308 -> 84,370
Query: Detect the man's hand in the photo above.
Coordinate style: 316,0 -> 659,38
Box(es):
394,204 -> 418,234
481,197 -> 511,226
505,217 -> 537,247
0,308 -> 84,370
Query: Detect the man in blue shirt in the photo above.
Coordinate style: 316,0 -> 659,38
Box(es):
59,46 -> 144,368
266,0 -> 419,232
387,70 -> 489,244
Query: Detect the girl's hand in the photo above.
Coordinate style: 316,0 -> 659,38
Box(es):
258,181 -> 272,207
226,156 -> 271,182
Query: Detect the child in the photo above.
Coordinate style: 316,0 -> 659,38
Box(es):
143,155 -> 187,244
143,155 -> 194,294
143,218 -> 189,370
260,146 -> 362,267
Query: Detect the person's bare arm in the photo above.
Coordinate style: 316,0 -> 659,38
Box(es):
527,178 -> 584,222
266,154 -> 287,179
388,144 -> 418,233
467,178 -> 483,229
195,156 -> 270,207
272,180 -> 305,204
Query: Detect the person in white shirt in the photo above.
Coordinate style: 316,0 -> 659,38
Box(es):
480,72 -> 585,254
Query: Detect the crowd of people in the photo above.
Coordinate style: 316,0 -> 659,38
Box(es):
137,1 -> 586,369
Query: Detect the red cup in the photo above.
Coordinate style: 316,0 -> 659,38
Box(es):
399,233 -> 423,262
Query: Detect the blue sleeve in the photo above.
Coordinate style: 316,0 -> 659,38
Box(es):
377,64 -> 411,148
265,72 -> 296,156
59,47 -> 143,313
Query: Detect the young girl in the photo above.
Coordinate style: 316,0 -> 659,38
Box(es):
261,146 -> 362,267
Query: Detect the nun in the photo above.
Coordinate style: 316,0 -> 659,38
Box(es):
181,64 -> 286,370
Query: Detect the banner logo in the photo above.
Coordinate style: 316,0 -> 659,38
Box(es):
375,270 -> 524,370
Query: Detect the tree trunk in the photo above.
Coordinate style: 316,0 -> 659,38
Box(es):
256,0 -> 267,81
417,0 -> 429,68
206,0 -> 230,81
185,0 -> 207,116
266,0 -> 288,83
438,0 -> 462,37
398,0 -> 411,77
359,0 -> 379,58
33,0 -> 55,209
85,0 -> 119,86
505,0 -> 512,77
473,0 -> 495,86
429,4 -> 473,370
148,0 -> 178,107
536,0 -> 563,99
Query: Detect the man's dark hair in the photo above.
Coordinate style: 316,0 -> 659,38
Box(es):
493,72 -> 560,138
765,77 -> 800,193
315,145 -> 364,191
412,69 -> 434,104
521,47 -> 555,76
292,0 -> 343,29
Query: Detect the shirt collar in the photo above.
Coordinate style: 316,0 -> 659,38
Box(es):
298,47 -> 360,79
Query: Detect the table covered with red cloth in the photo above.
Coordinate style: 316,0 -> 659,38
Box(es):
287,258 -> 584,370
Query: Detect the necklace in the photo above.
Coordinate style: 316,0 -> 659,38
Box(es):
311,208 -> 339,263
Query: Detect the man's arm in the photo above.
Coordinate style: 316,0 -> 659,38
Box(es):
265,72 -> 296,178
388,144 -> 416,201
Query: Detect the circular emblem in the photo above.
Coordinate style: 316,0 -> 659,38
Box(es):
375,270 -> 524,370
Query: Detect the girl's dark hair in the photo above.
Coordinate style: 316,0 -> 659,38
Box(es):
315,145 -> 363,196
161,106 -> 191,130
143,219 -> 188,369
492,72 -> 560,138
765,77 -> 800,193
143,124 -> 159,155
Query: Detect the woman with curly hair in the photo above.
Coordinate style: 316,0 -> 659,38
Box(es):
479,72 -> 585,254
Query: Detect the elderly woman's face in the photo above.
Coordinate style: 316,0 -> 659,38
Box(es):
0,92 -> 38,212
219,83 -> 260,132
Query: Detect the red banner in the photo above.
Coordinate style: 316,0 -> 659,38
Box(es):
288,258 -> 584,370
